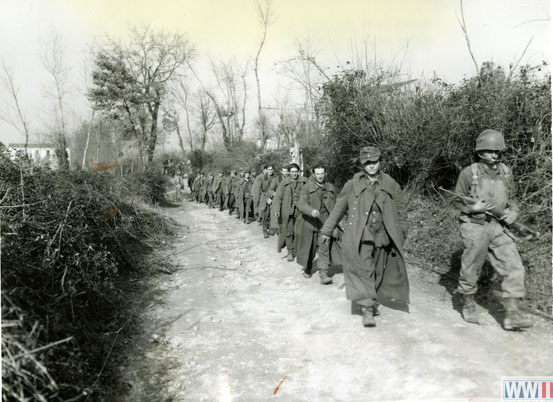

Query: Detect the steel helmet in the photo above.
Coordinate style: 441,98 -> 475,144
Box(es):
475,129 -> 506,152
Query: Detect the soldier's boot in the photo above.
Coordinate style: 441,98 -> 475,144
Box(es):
462,294 -> 480,324
503,298 -> 534,330
362,307 -> 376,327
373,304 -> 380,317
286,250 -> 294,262
319,269 -> 332,285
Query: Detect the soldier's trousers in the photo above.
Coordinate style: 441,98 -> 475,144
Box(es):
227,194 -> 235,213
458,220 -> 525,298
261,206 -> 271,231
216,191 -> 224,210
285,215 -> 296,252
244,199 -> 253,221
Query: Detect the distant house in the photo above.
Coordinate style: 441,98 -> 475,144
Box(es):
6,143 -> 70,168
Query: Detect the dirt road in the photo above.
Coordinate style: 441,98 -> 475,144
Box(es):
117,196 -> 553,402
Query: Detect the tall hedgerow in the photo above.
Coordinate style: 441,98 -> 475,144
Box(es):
1,153 -> 174,401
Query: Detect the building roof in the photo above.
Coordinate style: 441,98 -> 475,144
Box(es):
8,143 -> 56,148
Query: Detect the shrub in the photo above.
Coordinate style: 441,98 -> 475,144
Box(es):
1,153 -> 174,401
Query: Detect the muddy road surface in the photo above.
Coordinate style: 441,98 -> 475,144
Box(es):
116,196 -> 553,402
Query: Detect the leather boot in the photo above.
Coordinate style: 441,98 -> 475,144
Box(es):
462,294 -> 480,324
362,307 -> 376,327
319,270 -> 332,285
286,250 -> 294,262
373,304 -> 380,317
503,298 -> 534,330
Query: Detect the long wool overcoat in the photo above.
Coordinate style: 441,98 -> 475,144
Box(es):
296,180 -> 336,268
257,174 -> 279,215
271,176 -> 309,252
321,171 -> 410,308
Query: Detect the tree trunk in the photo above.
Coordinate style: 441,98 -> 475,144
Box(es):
81,109 -> 95,170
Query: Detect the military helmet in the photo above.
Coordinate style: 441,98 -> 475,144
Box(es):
475,129 -> 506,151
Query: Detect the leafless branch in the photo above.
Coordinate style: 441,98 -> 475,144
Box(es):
0,61 -> 31,151
507,37 -> 534,80
456,0 -> 480,76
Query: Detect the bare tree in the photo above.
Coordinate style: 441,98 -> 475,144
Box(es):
253,0 -> 275,149
275,37 -> 327,146
40,29 -> 71,168
89,25 -> 194,166
0,61 -> 31,154
195,91 -> 217,152
210,58 -> 249,144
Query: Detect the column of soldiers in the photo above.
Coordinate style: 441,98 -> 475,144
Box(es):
185,131 -> 534,331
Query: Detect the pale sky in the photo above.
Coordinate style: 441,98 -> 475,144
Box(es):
0,0 -> 550,147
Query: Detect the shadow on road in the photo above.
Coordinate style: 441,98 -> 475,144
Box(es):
438,248 -> 504,326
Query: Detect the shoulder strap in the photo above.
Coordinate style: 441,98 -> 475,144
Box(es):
498,163 -> 510,180
470,163 -> 479,198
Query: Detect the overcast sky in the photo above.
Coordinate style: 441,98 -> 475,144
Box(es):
0,0 -> 550,147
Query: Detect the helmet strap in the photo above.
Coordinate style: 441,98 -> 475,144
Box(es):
477,151 -> 501,166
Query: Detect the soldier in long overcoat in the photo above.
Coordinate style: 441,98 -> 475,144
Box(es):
252,166 -> 267,222
199,172 -> 209,204
212,171 -> 224,210
236,170 -> 245,220
192,171 -> 202,202
227,171 -> 239,215
296,165 -> 342,284
320,146 -> 409,328
241,171 -> 254,223
256,165 -> 279,238
271,163 -> 309,261
272,165 -> 289,248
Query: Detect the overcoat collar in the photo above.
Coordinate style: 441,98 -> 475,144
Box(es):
352,171 -> 394,197
307,180 -> 333,194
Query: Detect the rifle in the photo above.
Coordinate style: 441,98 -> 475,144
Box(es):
438,187 -> 540,241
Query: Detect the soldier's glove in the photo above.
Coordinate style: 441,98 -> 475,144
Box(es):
320,233 -> 330,245
500,208 -> 519,225
470,199 -> 492,214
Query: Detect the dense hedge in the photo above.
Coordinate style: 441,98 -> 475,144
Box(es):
1,154 -> 174,401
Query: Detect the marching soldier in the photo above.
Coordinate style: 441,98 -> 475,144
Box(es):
297,164 -> 341,284
241,170 -> 254,223
320,146 -> 409,328
252,166 -> 267,223
452,129 -> 533,330
271,163 -> 309,262
257,165 -> 279,238
212,171 -> 224,211
236,170 -> 245,220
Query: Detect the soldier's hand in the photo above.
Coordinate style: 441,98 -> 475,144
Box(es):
500,208 -> 519,225
311,209 -> 320,218
320,234 -> 330,245
331,227 -> 341,239
470,199 -> 492,213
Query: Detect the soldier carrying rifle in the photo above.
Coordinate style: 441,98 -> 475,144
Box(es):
451,129 -> 534,330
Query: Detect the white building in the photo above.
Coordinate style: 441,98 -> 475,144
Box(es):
7,143 -> 70,168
